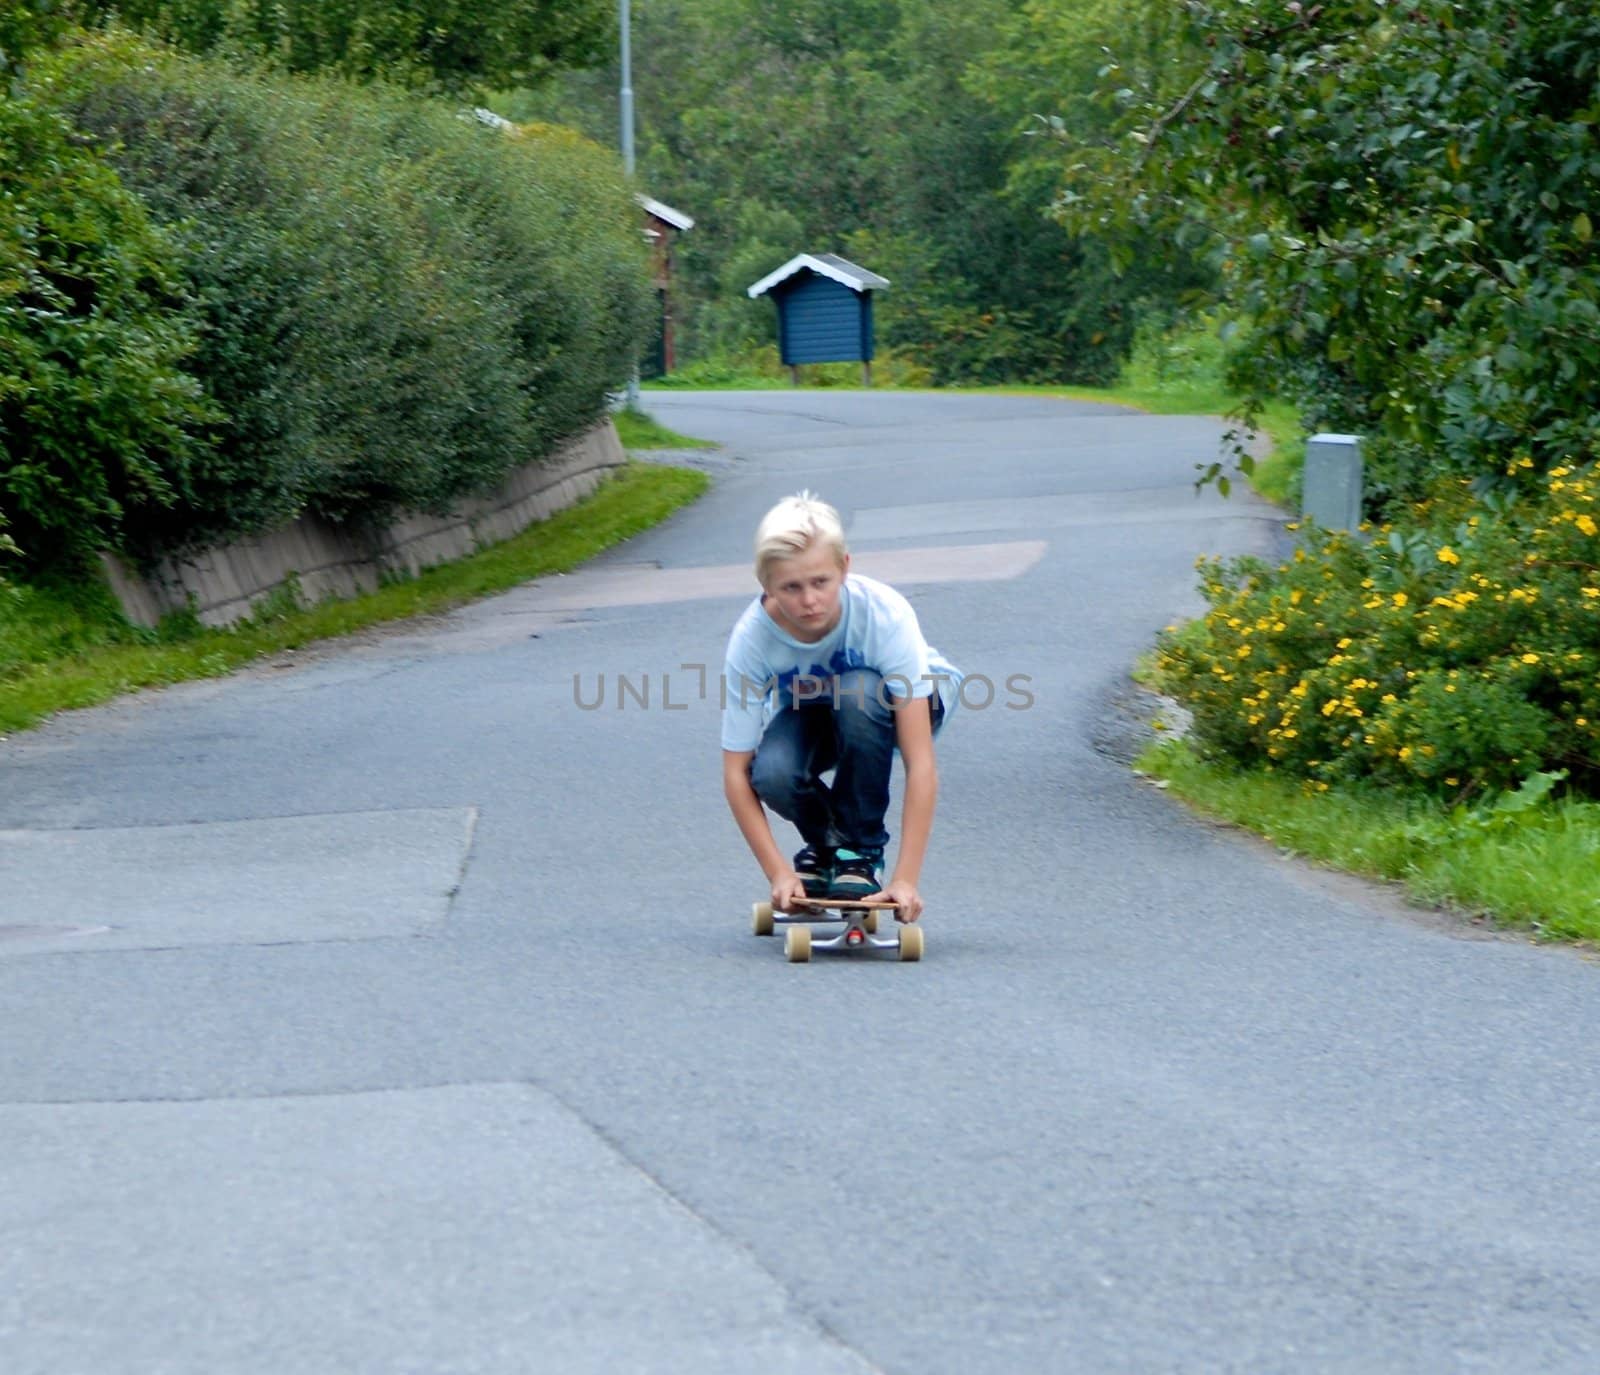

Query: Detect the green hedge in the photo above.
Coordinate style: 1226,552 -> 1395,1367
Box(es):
0,91 -> 212,566
21,33 -> 650,561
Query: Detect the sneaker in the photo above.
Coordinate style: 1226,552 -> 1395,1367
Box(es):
830,848 -> 883,900
792,845 -> 834,898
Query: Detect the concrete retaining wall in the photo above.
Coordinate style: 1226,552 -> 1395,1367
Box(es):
103,421 -> 627,629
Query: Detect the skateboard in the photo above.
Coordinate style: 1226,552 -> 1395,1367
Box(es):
751,896 -> 924,963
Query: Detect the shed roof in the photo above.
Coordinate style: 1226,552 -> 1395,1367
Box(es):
746,253 -> 889,299
636,195 -> 695,231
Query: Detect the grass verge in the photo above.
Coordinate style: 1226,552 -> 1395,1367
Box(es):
612,407 -> 717,449
0,461 -> 708,737
1140,736 -> 1600,944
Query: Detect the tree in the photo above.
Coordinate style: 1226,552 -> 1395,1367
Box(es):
1055,0 -> 1600,504
80,0 -> 615,91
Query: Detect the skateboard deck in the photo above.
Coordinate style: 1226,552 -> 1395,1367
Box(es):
750,896 -> 923,962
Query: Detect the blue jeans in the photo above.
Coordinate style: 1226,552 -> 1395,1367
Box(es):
748,669 -> 941,856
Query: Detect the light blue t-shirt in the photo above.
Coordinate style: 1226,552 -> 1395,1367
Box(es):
720,573 -> 962,752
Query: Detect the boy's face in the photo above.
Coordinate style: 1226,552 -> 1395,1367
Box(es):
762,541 -> 849,641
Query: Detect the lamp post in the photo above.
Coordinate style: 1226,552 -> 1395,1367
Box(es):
620,0 -> 635,178
621,0 -> 640,408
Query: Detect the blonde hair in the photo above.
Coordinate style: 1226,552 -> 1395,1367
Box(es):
753,491 -> 848,585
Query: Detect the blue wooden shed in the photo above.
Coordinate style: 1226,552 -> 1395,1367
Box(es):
747,253 -> 889,385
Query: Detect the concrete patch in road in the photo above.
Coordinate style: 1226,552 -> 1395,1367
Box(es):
856,540 -> 1046,586
503,541 -> 1048,612
0,808 -> 476,955
0,1084 -> 876,1375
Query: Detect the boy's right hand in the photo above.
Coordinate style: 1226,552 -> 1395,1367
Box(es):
771,871 -> 809,913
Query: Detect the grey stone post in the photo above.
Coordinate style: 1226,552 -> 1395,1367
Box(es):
1302,433 -> 1364,532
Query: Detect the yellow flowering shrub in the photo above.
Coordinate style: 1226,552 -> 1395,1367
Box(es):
1159,465 -> 1600,796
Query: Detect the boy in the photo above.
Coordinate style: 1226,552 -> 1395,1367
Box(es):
721,492 -> 960,923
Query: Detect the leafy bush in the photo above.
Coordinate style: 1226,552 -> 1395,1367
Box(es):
0,92 -> 212,566
1159,463 -> 1600,798
27,34 -> 650,558
1061,0 -> 1600,507
1120,311 -> 1237,396
844,226 -> 1139,389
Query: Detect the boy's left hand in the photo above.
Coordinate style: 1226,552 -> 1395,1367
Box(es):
879,879 -> 923,923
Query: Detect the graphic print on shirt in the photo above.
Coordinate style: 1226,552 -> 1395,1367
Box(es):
772,647 -> 869,705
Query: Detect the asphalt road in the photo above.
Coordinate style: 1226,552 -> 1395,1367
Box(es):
4,390 -> 1599,1374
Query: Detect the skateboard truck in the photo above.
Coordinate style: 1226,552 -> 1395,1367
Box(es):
751,897 -> 924,963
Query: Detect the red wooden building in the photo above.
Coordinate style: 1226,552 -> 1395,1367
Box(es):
637,195 -> 695,376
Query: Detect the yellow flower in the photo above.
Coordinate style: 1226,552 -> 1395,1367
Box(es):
1436,546 -> 1460,565
1392,592 -> 1408,607
1578,514 -> 1598,537
1522,652 -> 1540,664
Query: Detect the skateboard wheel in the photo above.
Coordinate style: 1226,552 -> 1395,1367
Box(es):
897,924 -> 924,962
752,901 -> 775,936
863,910 -> 879,935
785,925 -> 812,963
